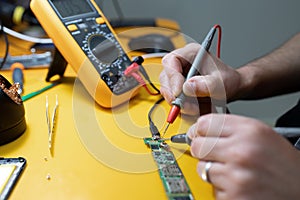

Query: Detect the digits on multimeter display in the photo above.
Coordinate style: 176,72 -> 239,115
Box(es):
50,0 -> 95,19
31,0 -> 139,107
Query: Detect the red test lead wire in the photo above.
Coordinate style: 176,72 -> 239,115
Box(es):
124,60 -> 160,96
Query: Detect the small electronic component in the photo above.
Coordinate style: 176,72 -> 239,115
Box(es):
144,138 -> 194,200
0,157 -> 26,200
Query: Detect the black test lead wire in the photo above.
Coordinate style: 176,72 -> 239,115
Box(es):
148,96 -> 165,139
138,63 -> 161,95
132,56 -> 161,94
125,56 -> 161,96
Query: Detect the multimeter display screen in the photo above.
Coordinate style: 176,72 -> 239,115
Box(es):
50,0 -> 94,18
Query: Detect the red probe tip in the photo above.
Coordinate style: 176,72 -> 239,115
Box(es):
164,105 -> 181,134
167,105 -> 181,124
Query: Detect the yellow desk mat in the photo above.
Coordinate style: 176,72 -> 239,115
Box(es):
0,59 -> 214,199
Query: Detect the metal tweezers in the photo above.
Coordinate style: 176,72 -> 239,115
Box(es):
46,95 -> 58,155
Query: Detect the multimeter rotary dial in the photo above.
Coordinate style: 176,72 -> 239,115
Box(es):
83,30 -> 135,93
87,31 -> 123,66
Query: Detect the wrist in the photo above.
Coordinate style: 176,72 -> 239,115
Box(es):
233,65 -> 258,101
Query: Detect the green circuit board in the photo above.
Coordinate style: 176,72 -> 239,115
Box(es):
144,138 -> 194,200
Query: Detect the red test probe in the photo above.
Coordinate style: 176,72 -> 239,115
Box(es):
164,24 -> 221,134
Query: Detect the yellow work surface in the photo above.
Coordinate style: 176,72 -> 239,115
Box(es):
0,36 -> 214,199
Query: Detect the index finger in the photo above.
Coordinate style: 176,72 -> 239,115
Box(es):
162,43 -> 201,71
160,43 -> 201,97
186,114 -> 231,162
187,114 -> 228,139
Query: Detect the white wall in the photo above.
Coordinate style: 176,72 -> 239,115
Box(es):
96,0 -> 300,125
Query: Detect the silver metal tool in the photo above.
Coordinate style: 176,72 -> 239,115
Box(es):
46,94 -> 58,155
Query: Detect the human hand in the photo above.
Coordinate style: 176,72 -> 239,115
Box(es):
159,43 -> 241,115
188,113 -> 300,200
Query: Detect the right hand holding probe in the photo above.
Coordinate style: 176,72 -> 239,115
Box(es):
163,25 -> 220,134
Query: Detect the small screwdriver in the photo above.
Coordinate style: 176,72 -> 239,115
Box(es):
11,62 -> 24,95
164,25 -> 218,134
170,127 -> 300,146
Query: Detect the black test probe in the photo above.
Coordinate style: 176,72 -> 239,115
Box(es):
170,127 -> 300,147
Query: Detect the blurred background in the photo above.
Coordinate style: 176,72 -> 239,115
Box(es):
1,0 -> 300,126
96,0 -> 300,126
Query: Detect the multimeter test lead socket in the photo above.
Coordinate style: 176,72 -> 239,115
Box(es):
169,127 -> 300,146
163,26 -> 218,134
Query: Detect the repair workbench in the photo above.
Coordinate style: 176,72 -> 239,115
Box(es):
0,28 -> 214,200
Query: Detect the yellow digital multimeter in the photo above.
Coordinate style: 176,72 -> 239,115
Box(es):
30,0 -> 139,108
